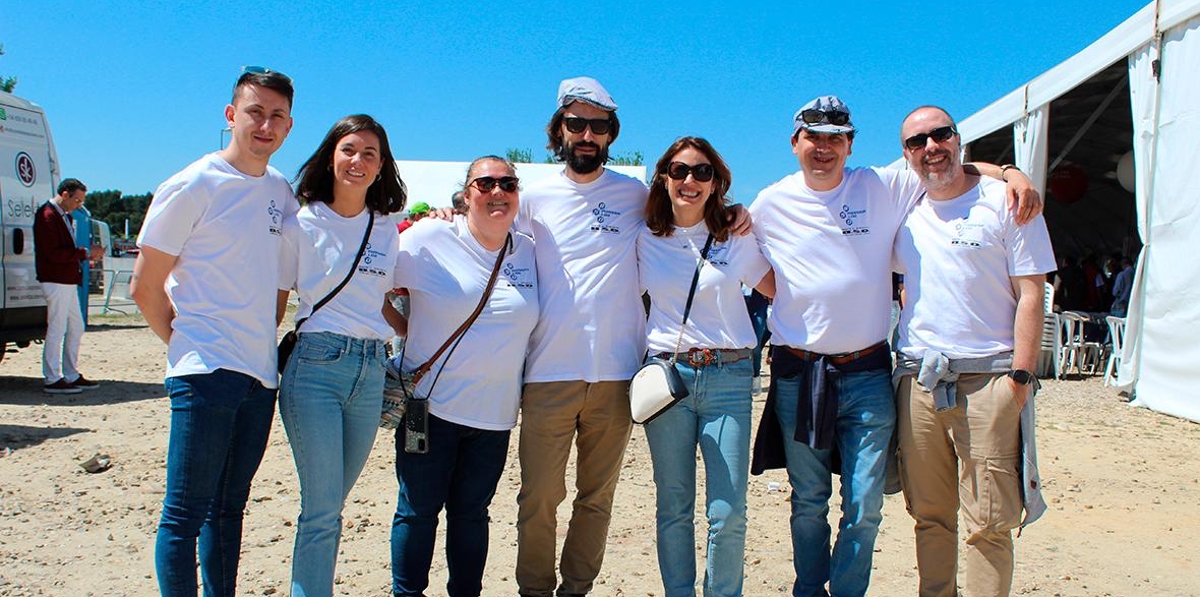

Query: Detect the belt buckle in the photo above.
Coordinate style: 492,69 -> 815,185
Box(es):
687,348 -> 716,367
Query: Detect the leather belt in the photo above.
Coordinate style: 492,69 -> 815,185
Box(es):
783,341 -> 887,366
654,347 -> 753,367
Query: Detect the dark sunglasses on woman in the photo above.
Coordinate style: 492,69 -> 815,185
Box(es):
471,176 -> 520,193
665,162 -> 715,183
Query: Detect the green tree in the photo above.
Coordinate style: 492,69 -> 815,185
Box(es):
609,150 -> 644,166
0,44 -> 16,93
85,190 -> 154,237
505,147 -> 534,163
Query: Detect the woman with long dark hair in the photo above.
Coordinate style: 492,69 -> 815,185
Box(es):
277,114 -> 407,597
638,136 -> 773,597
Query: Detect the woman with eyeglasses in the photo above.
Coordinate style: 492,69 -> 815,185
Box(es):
277,114 -> 407,597
388,155 -> 539,597
637,136 -> 774,597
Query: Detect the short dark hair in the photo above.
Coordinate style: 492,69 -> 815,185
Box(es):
294,114 -> 407,215
645,136 -> 734,242
57,178 -> 86,196
545,106 -> 621,163
232,70 -> 294,108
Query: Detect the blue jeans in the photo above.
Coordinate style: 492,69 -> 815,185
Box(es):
391,414 -> 511,597
773,368 -> 895,597
279,332 -> 387,597
155,369 -> 277,597
644,357 -> 752,597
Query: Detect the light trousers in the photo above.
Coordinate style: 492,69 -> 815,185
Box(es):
41,282 -> 83,383
897,373 -> 1024,597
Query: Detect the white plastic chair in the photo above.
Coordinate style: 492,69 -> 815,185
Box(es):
1060,311 -> 1105,376
1043,281 -> 1055,314
1104,316 -> 1126,386
1038,312 -> 1062,379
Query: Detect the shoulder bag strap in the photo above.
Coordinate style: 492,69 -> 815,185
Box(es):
411,232 -> 512,382
294,210 -> 375,331
668,233 -> 715,362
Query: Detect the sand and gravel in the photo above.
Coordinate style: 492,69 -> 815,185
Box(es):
1,314 -> 1197,596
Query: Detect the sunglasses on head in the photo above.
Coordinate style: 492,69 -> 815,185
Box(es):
665,162 -> 715,182
800,109 -> 851,126
241,65 -> 292,84
904,125 -> 958,151
470,176 -> 519,193
563,117 -> 613,135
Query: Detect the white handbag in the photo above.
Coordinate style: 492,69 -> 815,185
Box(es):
629,233 -> 713,425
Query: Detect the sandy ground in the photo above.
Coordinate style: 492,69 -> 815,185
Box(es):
1,313 -> 1198,597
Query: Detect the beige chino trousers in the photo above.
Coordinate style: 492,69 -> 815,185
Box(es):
515,380 -> 633,597
897,373 -> 1024,597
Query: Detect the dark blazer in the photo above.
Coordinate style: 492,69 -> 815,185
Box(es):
33,201 -> 86,285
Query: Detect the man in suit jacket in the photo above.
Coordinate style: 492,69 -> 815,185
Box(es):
33,178 -> 103,394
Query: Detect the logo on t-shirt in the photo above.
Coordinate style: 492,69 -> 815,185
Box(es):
950,220 -> 984,248
267,200 -> 284,236
705,243 -> 731,267
838,204 -> 870,236
590,202 -> 621,235
503,262 -> 535,289
357,242 -> 391,277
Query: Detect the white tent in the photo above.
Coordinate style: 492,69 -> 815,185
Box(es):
394,160 -> 646,217
949,0 -> 1200,421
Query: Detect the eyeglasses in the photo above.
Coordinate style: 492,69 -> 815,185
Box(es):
470,176 -> 519,193
563,117 -> 613,135
665,162 -> 715,182
799,109 -> 851,126
904,125 -> 958,151
241,65 -> 293,84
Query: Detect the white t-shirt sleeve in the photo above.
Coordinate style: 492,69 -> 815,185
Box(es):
1002,206 -> 1056,276
137,178 -> 208,256
278,217 -> 300,291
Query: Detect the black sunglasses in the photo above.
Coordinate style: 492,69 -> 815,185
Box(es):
241,65 -> 292,84
563,117 -> 613,135
470,176 -> 519,193
904,125 -> 958,151
665,162 -> 715,183
800,109 -> 851,126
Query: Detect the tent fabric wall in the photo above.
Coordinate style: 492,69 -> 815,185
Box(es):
1127,15 -> 1200,422
1012,105 -> 1049,197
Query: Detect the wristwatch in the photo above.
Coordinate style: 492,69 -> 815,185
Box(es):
1008,369 -> 1035,385
999,164 -> 1020,181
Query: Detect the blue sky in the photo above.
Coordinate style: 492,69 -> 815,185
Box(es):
3,0 -> 1147,205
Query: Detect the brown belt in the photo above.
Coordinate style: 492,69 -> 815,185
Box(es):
654,347 -> 753,367
783,341 -> 887,366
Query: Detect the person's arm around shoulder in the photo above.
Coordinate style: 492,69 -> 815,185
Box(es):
1009,275 -> 1045,409
130,246 -> 179,344
965,163 -> 1043,225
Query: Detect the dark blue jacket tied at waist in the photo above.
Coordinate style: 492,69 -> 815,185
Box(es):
750,342 -> 891,476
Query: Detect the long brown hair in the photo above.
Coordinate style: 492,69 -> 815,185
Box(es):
294,114 -> 407,214
645,136 -> 733,241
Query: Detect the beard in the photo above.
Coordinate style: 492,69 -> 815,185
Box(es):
564,141 -> 609,175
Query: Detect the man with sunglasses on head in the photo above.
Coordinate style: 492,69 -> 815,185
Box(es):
512,76 -> 647,597
131,67 -> 296,597
892,106 -> 1052,597
747,95 -> 1042,597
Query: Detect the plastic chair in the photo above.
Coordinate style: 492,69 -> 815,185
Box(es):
1060,311 -> 1104,376
1104,316 -> 1126,386
1038,312 -> 1062,379
1043,281 -> 1056,314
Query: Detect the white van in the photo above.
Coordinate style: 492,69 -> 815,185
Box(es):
0,90 -> 58,362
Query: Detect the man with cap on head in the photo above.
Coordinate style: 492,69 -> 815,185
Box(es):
892,105 -> 1052,597
512,75 -> 647,597
398,201 -> 430,234
747,95 -> 1042,597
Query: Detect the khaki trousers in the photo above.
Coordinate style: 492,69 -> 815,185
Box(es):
515,380 -> 633,597
897,373 -> 1024,597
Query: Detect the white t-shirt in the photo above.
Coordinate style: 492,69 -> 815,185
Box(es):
278,201 -> 401,340
516,168 -> 649,382
893,177 -> 1056,359
395,218 -> 539,430
638,222 -> 770,352
749,167 -> 924,354
137,153 -> 297,388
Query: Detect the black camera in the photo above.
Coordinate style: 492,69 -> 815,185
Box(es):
404,398 -> 429,454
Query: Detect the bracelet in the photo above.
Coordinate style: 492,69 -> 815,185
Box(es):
999,164 -> 1019,181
